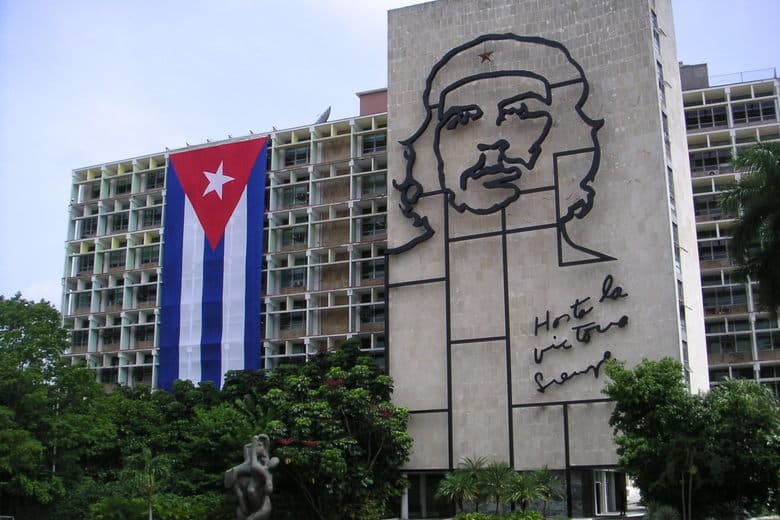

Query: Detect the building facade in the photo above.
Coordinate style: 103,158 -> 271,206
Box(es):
386,0 -> 706,517
59,1 -> 743,518
682,64 -> 780,396
61,91 -> 390,386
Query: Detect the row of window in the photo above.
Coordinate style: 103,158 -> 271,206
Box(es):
280,134 -> 387,168
275,172 -> 386,209
685,100 -> 776,130
278,216 -> 387,248
78,208 -> 162,239
75,245 -> 160,273
81,171 -> 165,201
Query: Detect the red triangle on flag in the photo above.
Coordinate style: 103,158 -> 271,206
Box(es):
170,137 -> 268,250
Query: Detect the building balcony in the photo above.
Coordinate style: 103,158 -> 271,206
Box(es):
757,349 -> 780,362
704,304 -> 748,316
708,351 -> 753,365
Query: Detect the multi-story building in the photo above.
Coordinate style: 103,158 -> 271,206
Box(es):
682,64 -> 780,396
61,90 -> 389,386
386,1 -> 707,517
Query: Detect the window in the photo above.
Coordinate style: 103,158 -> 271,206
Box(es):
705,320 -> 726,334
145,171 -> 165,190
138,285 -> 156,304
280,184 -> 308,208
757,331 -> 780,351
362,133 -> 387,154
706,334 -> 751,354
702,285 -> 747,312
280,267 -> 306,289
362,258 -> 385,280
361,249 -> 385,280
99,368 -> 119,384
284,145 -> 309,167
102,327 -> 121,346
656,61 -> 666,104
142,207 -> 162,228
685,106 -> 728,130
108,250 -> 125,269
689,148 -> 732,172
135,324 -> 155,343
81,217 -> 98,238
111,212 -> 129,232
280,302 -> 305,330
709,368 -> 730,382
732,100 -> 776,124
78,254 -> 94,274
651,10 -> 661,54
104,289 -> 123,308
729,319 -> 750,331
281,226 -> 307,247
361,215 -> 386,237
72,330 -> 89,347
362,172 -> 386,196
701,274 -> 722,287
75,291 -> 91,310
694,195 -> 723,220
661,113 -> 670,146
115,177 -> 131,195
139,245 -> 160,265
360,304 -> 385,324
88,182 -> 101,200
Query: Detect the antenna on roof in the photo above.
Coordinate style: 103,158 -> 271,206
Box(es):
314,106 -> 331,124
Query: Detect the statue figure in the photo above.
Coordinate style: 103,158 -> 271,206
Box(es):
225,434 -> 280,520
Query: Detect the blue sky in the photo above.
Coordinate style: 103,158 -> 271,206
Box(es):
0,0 -> 778,306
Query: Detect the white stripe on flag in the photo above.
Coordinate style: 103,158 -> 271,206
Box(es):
221,190 -> 248,381
179,199 -> 204,383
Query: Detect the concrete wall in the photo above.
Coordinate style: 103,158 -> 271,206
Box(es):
387,0 -> 706,472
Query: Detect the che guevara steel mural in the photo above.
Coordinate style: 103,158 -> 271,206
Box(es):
388,33 -> 630,393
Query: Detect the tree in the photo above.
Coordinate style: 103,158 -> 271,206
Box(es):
604,358 -> 780,519
435,465 -> 480,513
704,378 -> 780,513
530,467 -> 563,516
506,472 -> 538,513
239,341 -> 412,520
478,461 -> 514,514
0,295 -> 72,514
720,142 -> 780,314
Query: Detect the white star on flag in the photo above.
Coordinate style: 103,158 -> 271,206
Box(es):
202,161 -> 234,199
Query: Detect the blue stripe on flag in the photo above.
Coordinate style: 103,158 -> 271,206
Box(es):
244,144 -> 267,371
158,164 -> 185,391
201,238 -> 225,385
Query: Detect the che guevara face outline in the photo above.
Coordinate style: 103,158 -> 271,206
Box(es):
433,71 -> 554,214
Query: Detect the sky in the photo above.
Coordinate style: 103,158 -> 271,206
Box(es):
0,0 -> 778,308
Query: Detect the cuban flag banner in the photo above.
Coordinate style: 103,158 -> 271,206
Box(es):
159,137 -> 268,391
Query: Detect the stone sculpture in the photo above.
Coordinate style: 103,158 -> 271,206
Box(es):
225,434 -> 280,520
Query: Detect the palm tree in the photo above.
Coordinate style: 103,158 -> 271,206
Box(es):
478,461 -> 515,514
530,467 -> 564,517
507,472 -> 539,512
123,447 -> 172,520
436,469 -> 479,513
720,142 -> 780,315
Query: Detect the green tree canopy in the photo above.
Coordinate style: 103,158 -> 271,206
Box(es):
604,358 -> 780,518
720,141 -> 780,314
230,342 -> 412,520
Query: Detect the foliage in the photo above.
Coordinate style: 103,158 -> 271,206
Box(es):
0,294 -> 95,511
241,341 -> 412,520
453,511 -> 544,520
438,458 -> 560,517
604,358 -> 780,519
720,141 -> 780,314
0,294 -> 410,520
477,462 -> 515,513
436,466 -> 481,512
